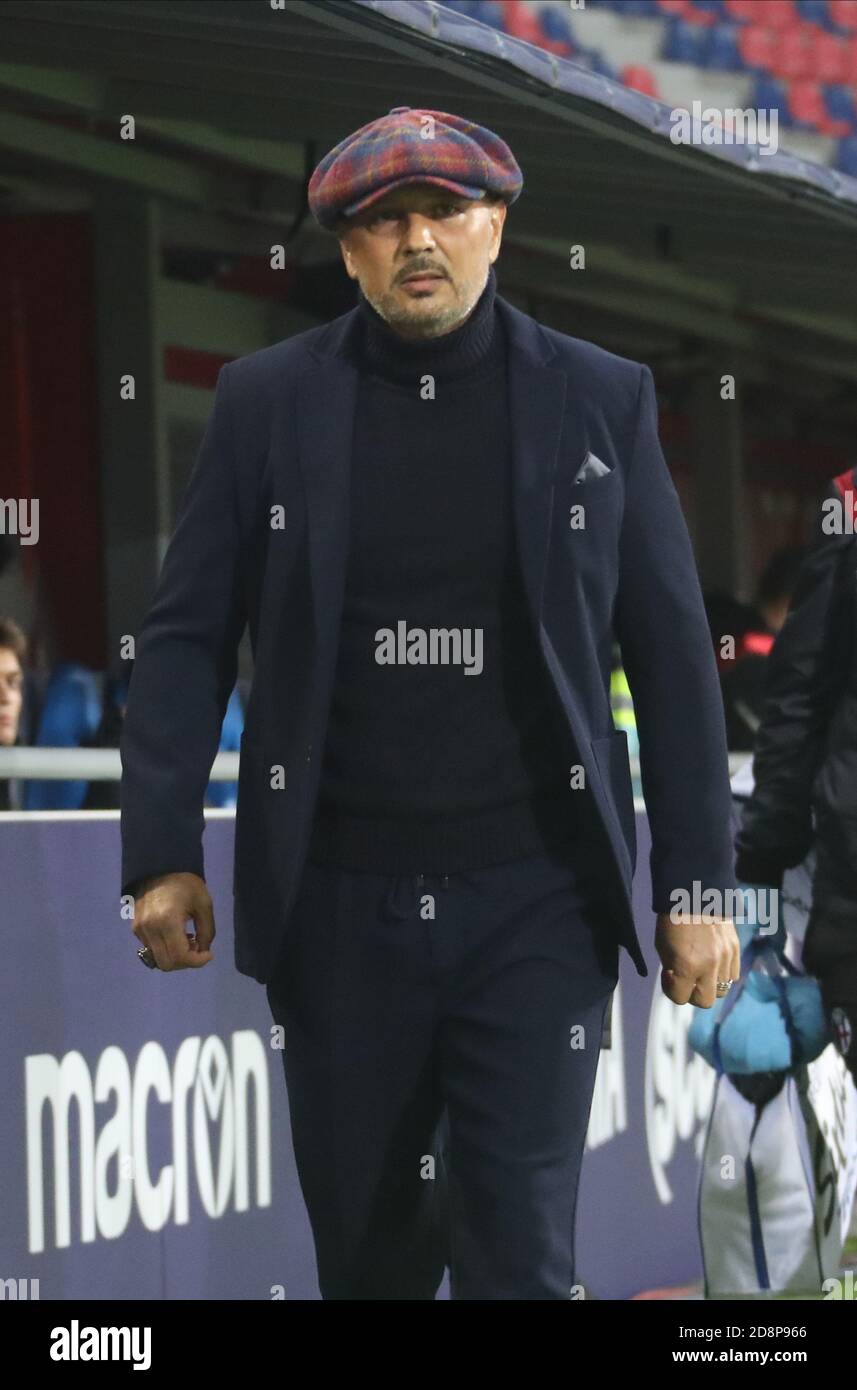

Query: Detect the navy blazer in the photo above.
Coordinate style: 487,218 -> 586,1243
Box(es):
120,292 -> 737,983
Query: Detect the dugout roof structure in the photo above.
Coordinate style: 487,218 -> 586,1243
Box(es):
2,0 -> 856,379
1,0 -> 856,618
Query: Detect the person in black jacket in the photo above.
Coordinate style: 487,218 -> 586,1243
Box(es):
120,108 -> 740,1301
734,466 -> 857,1082
719,547 -> 807,752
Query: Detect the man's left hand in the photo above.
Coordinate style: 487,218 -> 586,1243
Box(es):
655,913 -> 741,1008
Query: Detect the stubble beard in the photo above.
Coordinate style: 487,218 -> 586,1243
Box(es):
361,265 -> 489,341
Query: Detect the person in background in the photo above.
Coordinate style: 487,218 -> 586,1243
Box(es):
610,642 -> 638,764
0,615 -> 27,810
81,658 -> 133,810
734,467 -> 857,1084
704,591 -> 757,672
753,546 -> 807,638
720,547 -> 806,751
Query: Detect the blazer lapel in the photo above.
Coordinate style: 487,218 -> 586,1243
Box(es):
297,318 -> 360,647
497,297 -> 569,632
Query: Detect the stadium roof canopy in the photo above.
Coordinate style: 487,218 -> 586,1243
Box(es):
1,0 -> 856,385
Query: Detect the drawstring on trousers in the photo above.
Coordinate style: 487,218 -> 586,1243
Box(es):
418,872 -> 449,890
383,870 -> 449,921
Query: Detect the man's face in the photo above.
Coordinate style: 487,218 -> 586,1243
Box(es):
0,647 -> 23,746
338,183 -> 506,340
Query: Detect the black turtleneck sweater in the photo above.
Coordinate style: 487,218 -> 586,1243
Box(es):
307,266 -> 579,874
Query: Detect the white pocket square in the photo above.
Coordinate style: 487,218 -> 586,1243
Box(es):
573,451 -> 613,484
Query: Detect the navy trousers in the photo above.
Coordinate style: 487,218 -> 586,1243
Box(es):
265,832 -> 619,1300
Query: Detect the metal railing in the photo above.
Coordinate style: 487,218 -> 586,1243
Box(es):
0,747 -> 752,782
0,747 -> 240,779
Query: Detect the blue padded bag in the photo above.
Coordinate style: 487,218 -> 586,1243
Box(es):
688,886 -> 831,1075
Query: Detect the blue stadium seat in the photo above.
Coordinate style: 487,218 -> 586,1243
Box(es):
607,0 -> 656,13
796,0 -> 831,22
663,17 -> 711,63
837,134 -> 857,173
692,0 -> 728,15
751,75 -> 791,125
21,663 -> 243,810
23,662 -> 103,810
206,685 -> 244,808
705,22 -> 743,68
590,50 -> 620,79
573,43 -> 618,77
538,5 -> 574,41
472,0 -> 504,26
826,83 -> 857,124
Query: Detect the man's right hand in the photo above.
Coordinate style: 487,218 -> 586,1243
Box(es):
130,872 -> 215,971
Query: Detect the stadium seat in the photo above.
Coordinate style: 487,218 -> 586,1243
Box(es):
500,0 -> 545,43
621,63 -> 661,96
23,662 -> 103,810
738,23 -> 777,70
751,0 -> 800,27
532,5 -> 574,57
824,81 -> 857,125
795,0 -> 829,20
538,5 -> 574,43
590,50 -> 620,79
655,0 -> 694,17
706,21 -> 743,67
544,38 -> 575,56
837,132 -> 857,170
472,1 -> 505,27
811,28 -> 849,81
664,16 -> 711,61
829,0 -> 857,34
725,0 -> 761,19
770,24 -> 813,77
751,74 -> 791,122
787,77 -> 831,127
20,663 -> 244,810
692,0 -> 728,15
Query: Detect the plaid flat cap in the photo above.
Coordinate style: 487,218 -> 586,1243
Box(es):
308,106 -> 523,231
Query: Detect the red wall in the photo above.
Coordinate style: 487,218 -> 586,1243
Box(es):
0,214 -> 105,668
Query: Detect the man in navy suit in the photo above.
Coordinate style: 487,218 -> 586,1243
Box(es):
121,108 -> 739,1299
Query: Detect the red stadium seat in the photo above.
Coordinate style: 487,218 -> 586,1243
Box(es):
847,35 -> 857,84
821,115 -> 855,137
829,0 -> 857,34
677,1 -> 717,24
543,39 -> 574,56
725,0 -> 760,20
501,0 -> 544,44
787,78 -> 836,129
655,0 -> 694,17
770,25 -> 812,77
755,0 -> 799,27
786,78 -> 816,126
622,64 -> 661,97
811,30 -> 849,85
738,24 -> 776,69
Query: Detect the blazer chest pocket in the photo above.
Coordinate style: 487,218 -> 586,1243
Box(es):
561,449 -> 621,524
572,450 -> 615,487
